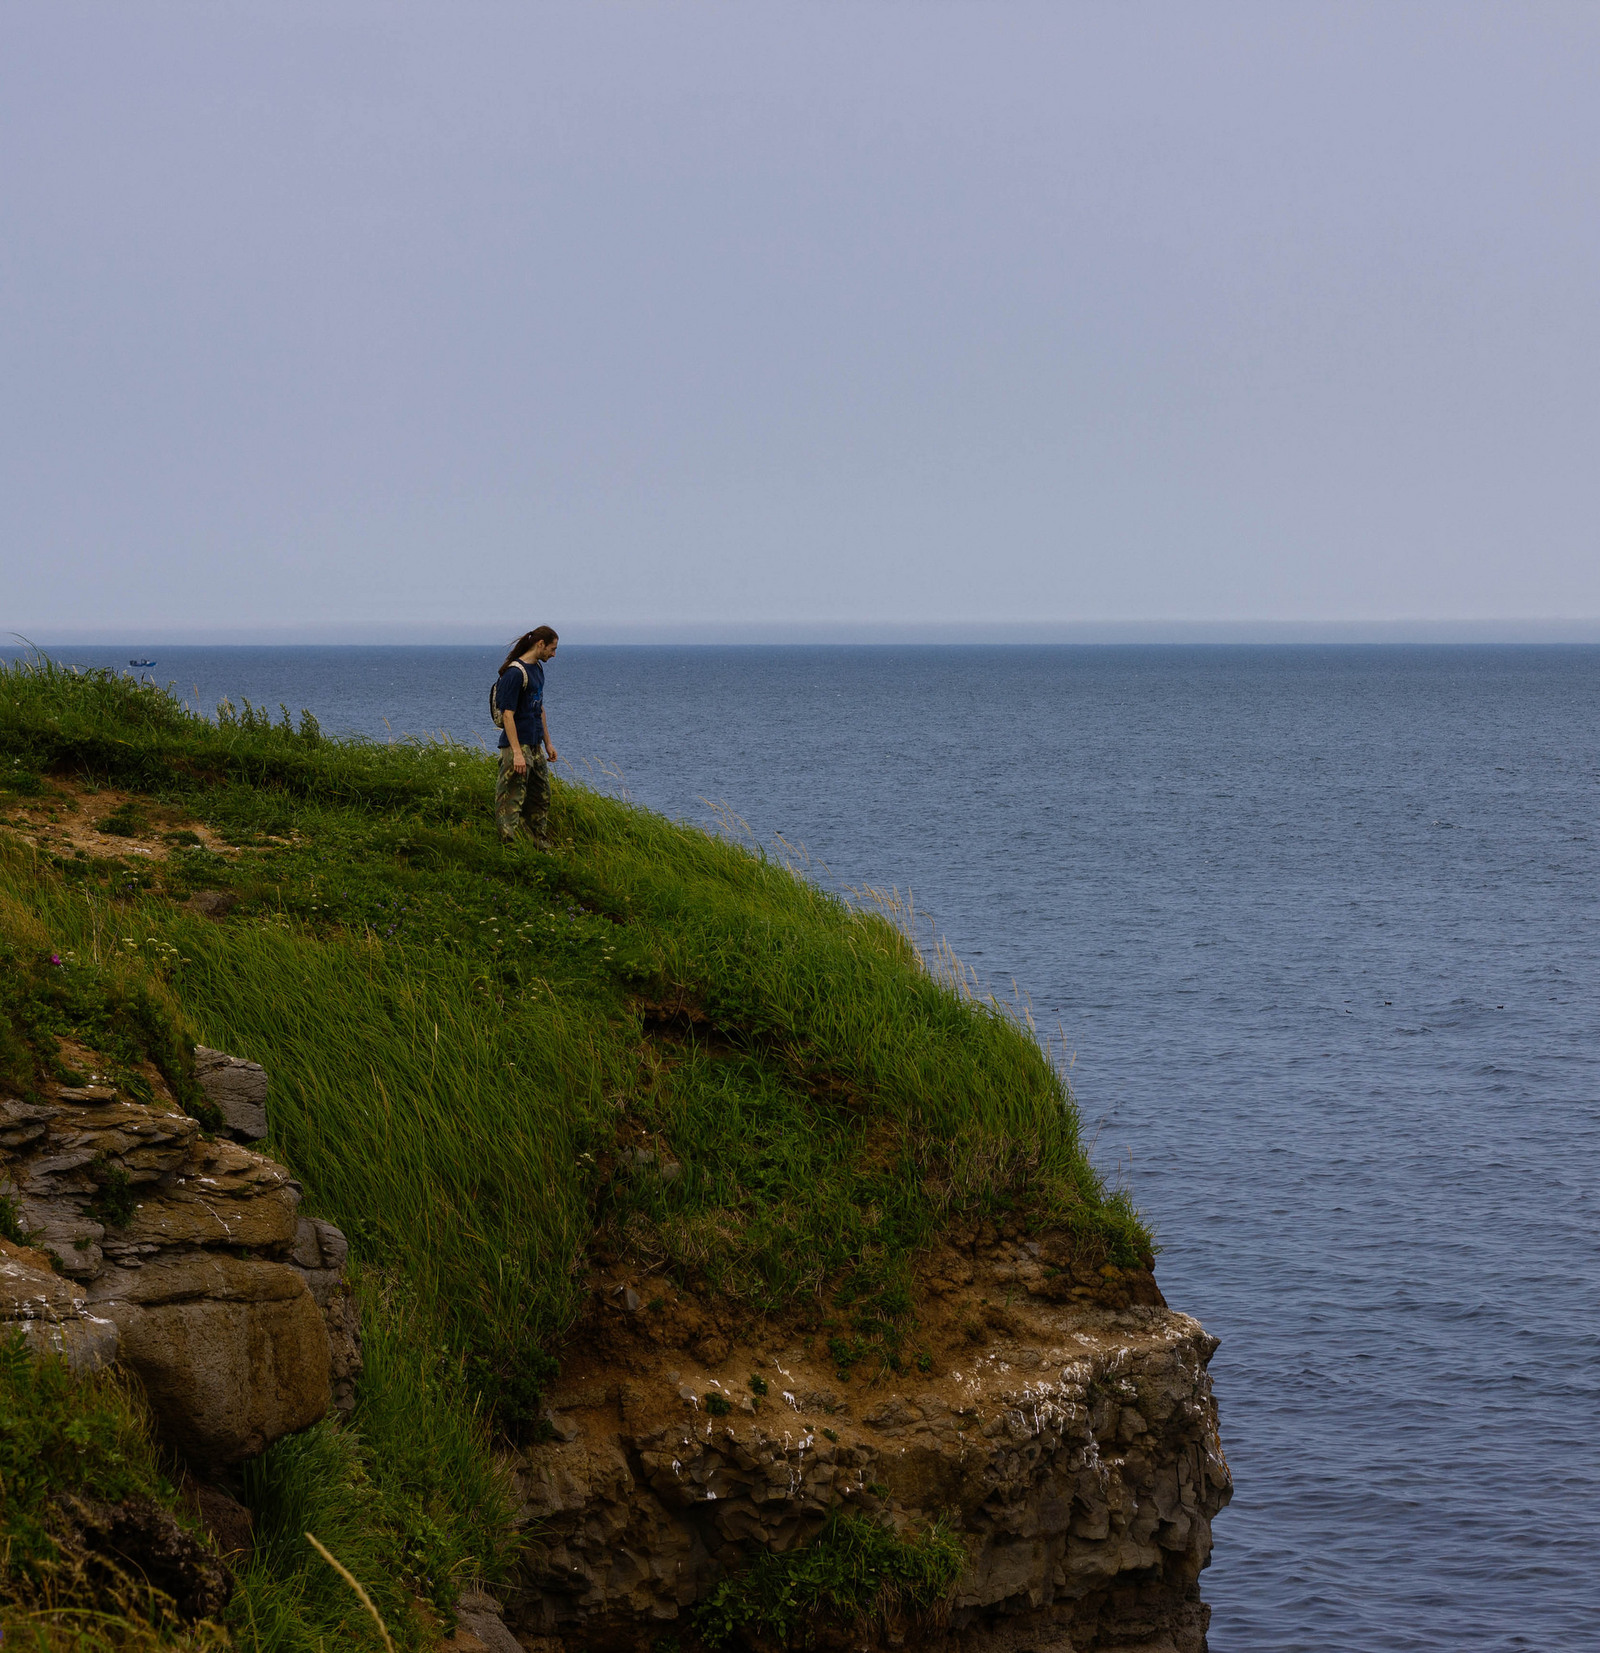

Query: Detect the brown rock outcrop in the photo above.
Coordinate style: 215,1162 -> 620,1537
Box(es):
453,1586 -> 526,1653
0,1235 -> 120,1371
85,1253 -> 331,1463
288,1213 -> 363,1417
0,1049 -> 357,1466
192,1045 -> 269,1142
512,1293 -> 1230,1652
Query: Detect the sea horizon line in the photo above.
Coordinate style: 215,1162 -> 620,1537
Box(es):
8,619 -> 1600,649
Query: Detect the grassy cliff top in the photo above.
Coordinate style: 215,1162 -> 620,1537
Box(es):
0,659 -> 1149,1428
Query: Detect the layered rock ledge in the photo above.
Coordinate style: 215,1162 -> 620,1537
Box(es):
0,1045 -> 359,1466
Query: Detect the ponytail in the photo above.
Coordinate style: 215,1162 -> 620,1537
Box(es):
499,626 -> 559,674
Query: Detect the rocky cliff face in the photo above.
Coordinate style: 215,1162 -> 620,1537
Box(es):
511,1248 -> 1230,1653
3,1042 -> 1229,1652
0,1042 -> 358,1468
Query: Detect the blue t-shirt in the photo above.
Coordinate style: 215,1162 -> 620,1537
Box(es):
495,659 -> 545,749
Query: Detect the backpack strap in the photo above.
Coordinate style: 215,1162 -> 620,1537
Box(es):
495,660 -> 531,726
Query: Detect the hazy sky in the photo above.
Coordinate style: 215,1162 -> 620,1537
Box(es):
4,2 -> 1598,640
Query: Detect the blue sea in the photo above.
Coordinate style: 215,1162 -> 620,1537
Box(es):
14,642 -> 1599,1652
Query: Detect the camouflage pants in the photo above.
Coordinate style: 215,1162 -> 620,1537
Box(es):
496,746 -> 550,844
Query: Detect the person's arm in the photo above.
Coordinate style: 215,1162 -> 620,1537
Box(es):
502,702 -> 526,772
541,701 -> 558,763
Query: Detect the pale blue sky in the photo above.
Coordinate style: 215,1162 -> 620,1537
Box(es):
4,2 -> 1598,640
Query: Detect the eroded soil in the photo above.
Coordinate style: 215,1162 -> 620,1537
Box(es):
0,778 -> 236,862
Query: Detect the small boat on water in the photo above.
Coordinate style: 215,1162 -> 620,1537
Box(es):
129,658 -> 156,668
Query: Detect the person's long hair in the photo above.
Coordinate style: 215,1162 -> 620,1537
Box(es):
499,627 -> 558,674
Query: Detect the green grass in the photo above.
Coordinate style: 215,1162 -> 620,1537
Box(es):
0,1332 -> 169,1591
0,655 -> 1152,1645
0,1332 -> 233,1650
693,1508 -> 966,1648
0,1291 -> 512,1653
225,1269 -> 516,1652
0,658 -> 1147,1391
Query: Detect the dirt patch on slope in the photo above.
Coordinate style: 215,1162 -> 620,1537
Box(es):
0,778 -> 235,863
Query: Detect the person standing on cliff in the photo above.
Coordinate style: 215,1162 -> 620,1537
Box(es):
495,627 -> 560,848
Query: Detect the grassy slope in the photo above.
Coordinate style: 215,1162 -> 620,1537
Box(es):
0,660 -> 1149,1649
